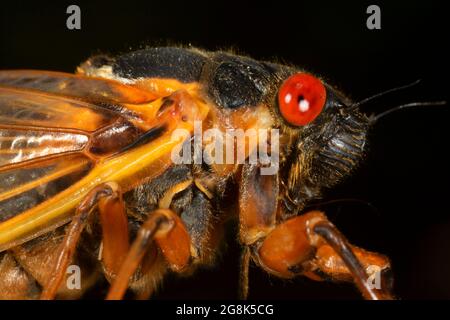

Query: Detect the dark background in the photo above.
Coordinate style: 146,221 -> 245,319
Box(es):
1,0 -> 449,299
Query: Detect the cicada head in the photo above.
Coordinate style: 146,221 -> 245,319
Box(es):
276,73 -> 370,213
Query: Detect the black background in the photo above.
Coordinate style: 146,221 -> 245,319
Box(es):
0,0 -> 449,300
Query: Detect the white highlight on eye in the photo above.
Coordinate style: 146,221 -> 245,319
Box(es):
298,99 -> 310,112
284,93 -> 292,104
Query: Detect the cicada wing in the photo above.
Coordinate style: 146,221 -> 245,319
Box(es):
0,85 -> 120,222
0,154 -> 93,223
0,83 -> 151,248
0,75 -> 203,252
0,126 -> 90,169
0,70 -> 157,104
0,86 -> 123,132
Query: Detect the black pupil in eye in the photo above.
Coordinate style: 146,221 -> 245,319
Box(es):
298,95 -> 305,103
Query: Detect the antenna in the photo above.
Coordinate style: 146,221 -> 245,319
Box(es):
370,101 -> 447,123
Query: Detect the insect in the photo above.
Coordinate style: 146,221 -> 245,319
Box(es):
0,46 -> 416,300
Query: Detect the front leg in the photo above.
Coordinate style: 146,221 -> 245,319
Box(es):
254,211 -> 393,300
238,163 -> 393,300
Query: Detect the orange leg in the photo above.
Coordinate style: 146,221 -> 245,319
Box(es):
40,182 -> 129,299
97,185 -> 130,280
254,211 -> 394,300
106,208 -> 191,300
239,246 -> 251,300
237,163 -> 278,299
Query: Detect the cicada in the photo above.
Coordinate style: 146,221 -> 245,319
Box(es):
0,47 -> 396,300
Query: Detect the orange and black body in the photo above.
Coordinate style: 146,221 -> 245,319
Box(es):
0,47 -> 392,300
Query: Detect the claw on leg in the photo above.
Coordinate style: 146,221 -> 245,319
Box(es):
255,210 -> 394,300
313,220 -> 393,300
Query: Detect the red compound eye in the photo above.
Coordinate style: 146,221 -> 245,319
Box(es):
278,73 -> 326,126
